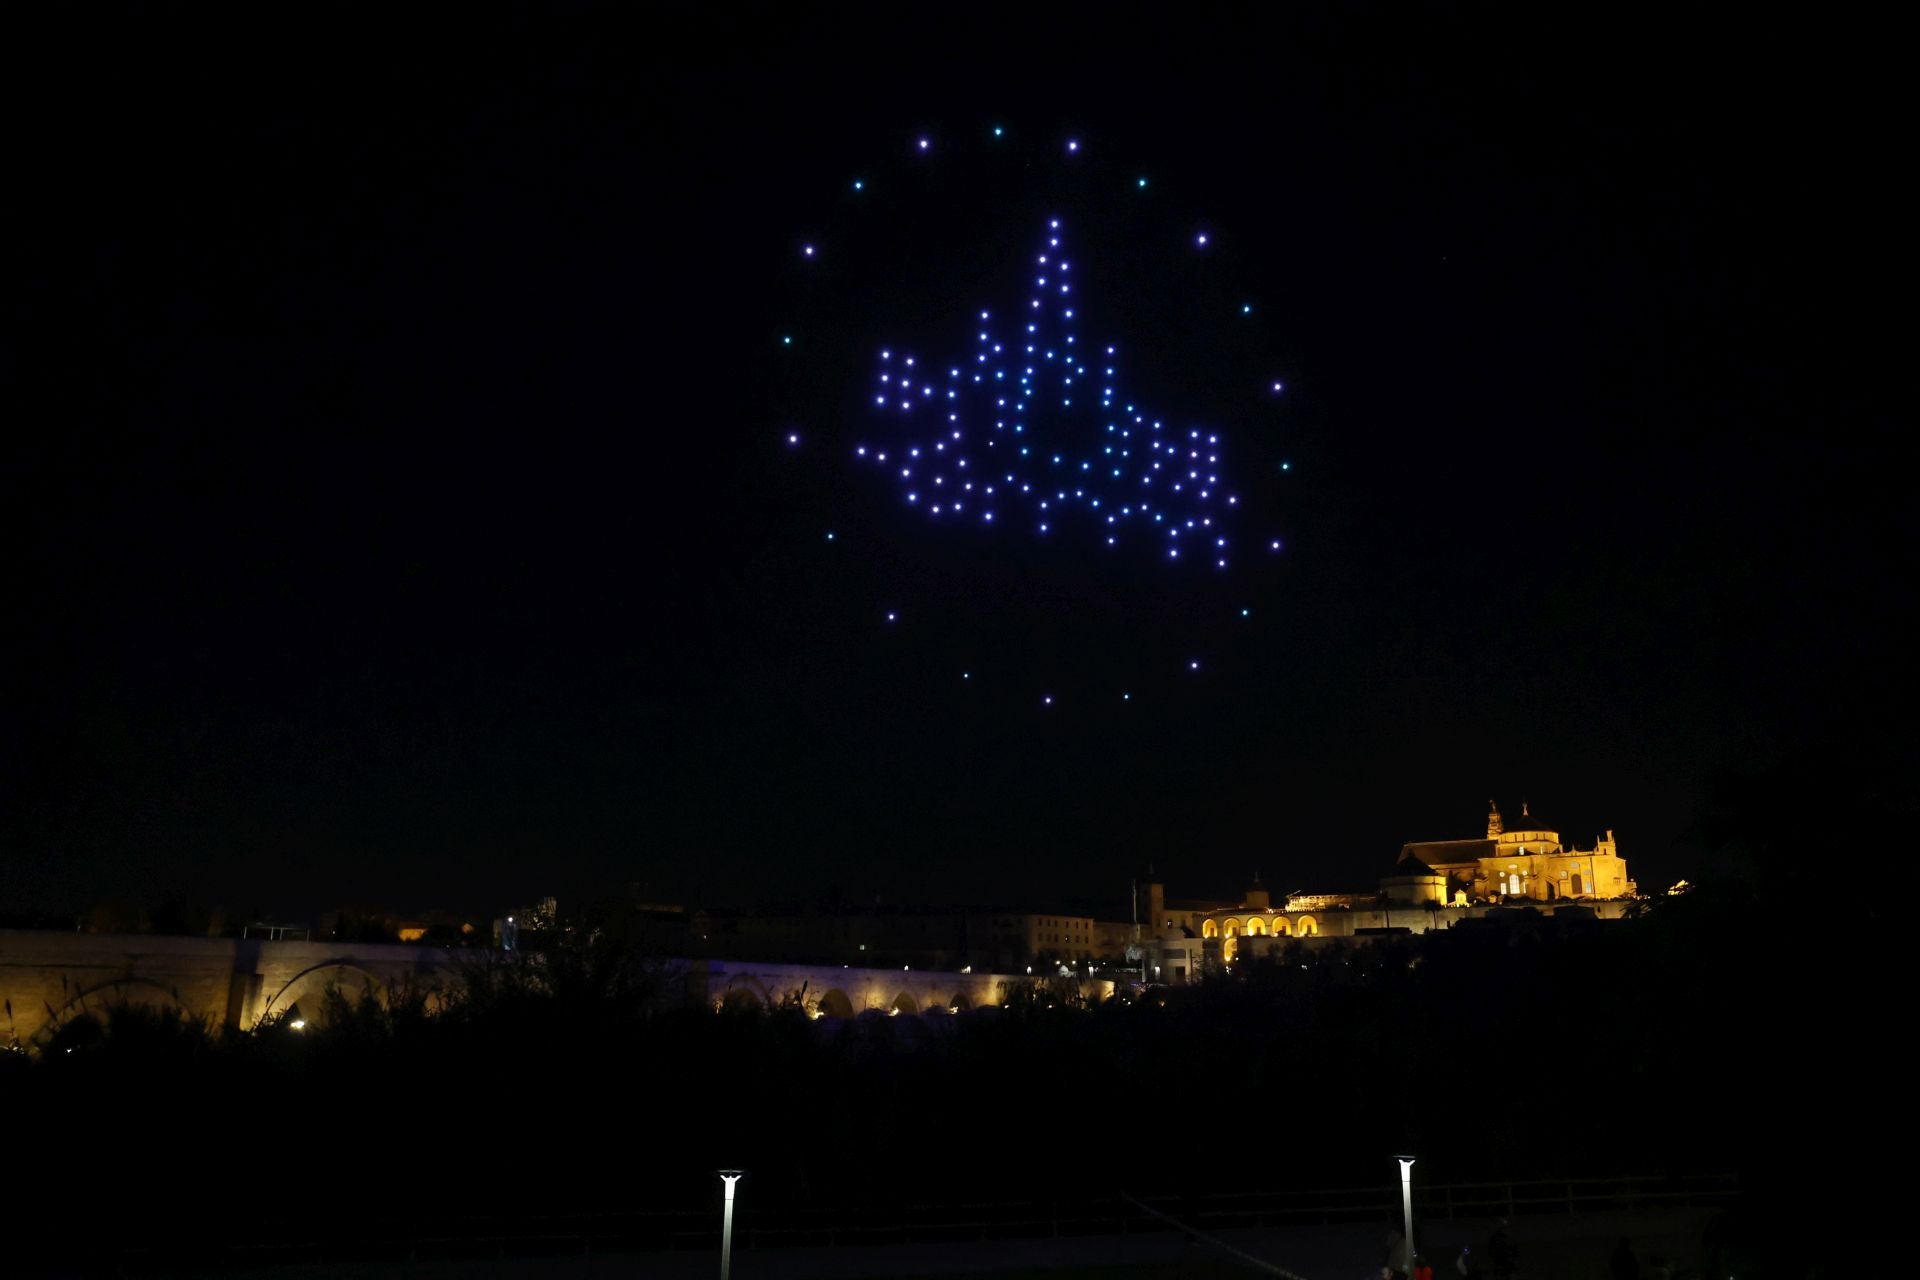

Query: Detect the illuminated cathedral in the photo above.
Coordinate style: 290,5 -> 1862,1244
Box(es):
1139,801 -> 1637,980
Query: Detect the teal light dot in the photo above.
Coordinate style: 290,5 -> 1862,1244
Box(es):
1136,176 -> 1148,189
782,335 -> 793,346
993,125 -> 1004,137
852,179 -> 864,191
1242,303 -> 1253,315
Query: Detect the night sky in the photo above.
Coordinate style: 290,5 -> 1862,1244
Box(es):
9,5 -> 1905,922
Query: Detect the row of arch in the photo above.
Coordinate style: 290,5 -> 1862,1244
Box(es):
24,959 -> 393,1046
1200,915 -> 1319,938
718,977 -> 980,1018
42,968 -> 987,1039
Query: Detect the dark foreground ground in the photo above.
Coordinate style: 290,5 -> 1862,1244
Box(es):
213,1209 -> 1714,1280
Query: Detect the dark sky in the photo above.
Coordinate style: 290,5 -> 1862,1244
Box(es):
8,5 -> 1906,921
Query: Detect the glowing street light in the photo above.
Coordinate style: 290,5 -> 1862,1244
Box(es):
717,1170 -> 744,1280
1396,1156 -> 1416,1275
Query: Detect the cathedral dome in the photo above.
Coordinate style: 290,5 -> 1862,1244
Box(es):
1497,802 -> 1556,836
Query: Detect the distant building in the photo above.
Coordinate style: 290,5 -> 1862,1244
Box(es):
508,896 -> 557,932
1140,800 -> 1639,980
1403,801 -> 1634,904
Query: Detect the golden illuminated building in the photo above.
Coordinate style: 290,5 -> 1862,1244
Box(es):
1404,801 -> 1634,904
1138,800 -> 1638,977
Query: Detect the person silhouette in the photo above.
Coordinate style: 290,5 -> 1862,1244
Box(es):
1610,1234 -> 1640,1280
1486,1220 -> 1517,1280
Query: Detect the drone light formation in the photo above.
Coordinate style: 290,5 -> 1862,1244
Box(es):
850,218 -> 1279,570
777,127 -> 1296,706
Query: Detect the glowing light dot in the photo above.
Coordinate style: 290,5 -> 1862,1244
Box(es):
1281,461 -> 1291,471
886,612 -> 898,622
1196,232 -> 1210,247
852,179 -> 864,191
802,244 -> 815,258
1270,539 -> 1283,551
917,137 -> 930,151
1271,381 -> 1284,393
1242,303 -> 1253,315
785,432 -> 798,445
1043,695 -> 1053,705
1189,660 -> 1200,671
781,335 -> 792,346
1240,608 -> 1250,617
1136,176 -> 1148,189
1066,138 -> 1079,153
825,532 -> 835,541
993,126 -> 1004,137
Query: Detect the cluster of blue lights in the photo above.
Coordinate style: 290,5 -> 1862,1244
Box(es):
780,126 -> 1301,706
850,219 -> 1281,571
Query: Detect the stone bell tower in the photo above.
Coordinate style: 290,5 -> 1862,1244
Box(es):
1487,799 -> 1504,839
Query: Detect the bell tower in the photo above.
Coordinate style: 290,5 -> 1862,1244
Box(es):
1487,799 -> 1504,839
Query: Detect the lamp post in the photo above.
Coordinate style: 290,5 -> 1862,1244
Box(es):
1395,1156 -> 1416,1276
717,1169 -> 743,1280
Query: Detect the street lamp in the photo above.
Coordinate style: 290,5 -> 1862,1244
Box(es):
717,1169 -> 744,1280
1395,1155 -> 1416,1275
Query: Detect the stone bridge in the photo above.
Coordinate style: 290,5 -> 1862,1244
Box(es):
0,929 -> 1106,1047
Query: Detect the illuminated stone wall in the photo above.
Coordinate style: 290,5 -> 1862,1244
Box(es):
0,930 -> 1106,1049
689,959 -> 1110,1017
0,929 -> 456,1047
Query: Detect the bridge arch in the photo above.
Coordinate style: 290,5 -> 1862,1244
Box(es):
33,976 -> 195,1047
719,974 -> 775,1012
890,992 -> 920,1016
815,988 -> 855,1019
260,960 -> 387,1028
